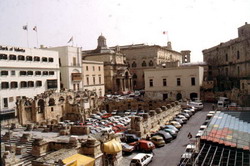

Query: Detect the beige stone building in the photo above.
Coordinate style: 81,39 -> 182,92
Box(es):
144,66 -> 204,101
203,22 -> 250,91
112,43 -> 189,90
82,60 -> 105,97
82,35 -> 133,94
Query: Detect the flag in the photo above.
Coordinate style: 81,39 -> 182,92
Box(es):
33,26 -> 37,32
23,25 -> 28,30
163,31 -> 168,35
67,36 -> 73,43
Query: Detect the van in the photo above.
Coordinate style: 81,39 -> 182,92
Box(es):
130,153 -> 153,166
219,97 -> 230,104
188,102 -> 204,111
217,100 -> 224,108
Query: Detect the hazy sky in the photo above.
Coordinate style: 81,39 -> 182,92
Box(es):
0,0 -> 249,61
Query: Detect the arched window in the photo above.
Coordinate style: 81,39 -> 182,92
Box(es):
48,98 -> 55,106
132,61 -> 137,68
38,99 -> 45,113
142,61 -> 147,67
149,60 -> 154,66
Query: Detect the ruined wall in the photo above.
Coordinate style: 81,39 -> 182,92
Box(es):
129,102 -> 181,137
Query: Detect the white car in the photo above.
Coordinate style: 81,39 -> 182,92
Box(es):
188,102 -> 204,110
130,153 -> 153,166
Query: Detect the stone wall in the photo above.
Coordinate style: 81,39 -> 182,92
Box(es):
129,102 -> 181,137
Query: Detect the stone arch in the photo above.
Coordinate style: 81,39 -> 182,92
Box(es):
176,93 -> 182,101
50,119 -> 58,125
37,99 -> 45,113
149,60 -> 154,66
48,98 -> 56,106
132,61 -> 137,68
190,93 -> 198,101
58,96 -> 65,103
142,61 -> 147,67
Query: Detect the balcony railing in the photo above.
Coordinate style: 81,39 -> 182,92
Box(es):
72,73 -> 82,81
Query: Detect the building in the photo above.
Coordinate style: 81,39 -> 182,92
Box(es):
203,22 -> 250,91
46,46 -> 83,91
82,60 -> 105,97
82,35 -> 133,94
144,65 -> 204,101
0,45 -> 60,118
112,43 -> 187,90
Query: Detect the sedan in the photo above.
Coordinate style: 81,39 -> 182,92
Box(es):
161,128 -> 177,138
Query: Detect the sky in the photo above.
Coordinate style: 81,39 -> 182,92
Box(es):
0,0 -> 249,62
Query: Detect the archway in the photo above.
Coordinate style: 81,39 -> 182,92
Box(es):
190,93 -> 198,101
176,93 -> 182,101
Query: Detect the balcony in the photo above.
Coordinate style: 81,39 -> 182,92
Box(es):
72,73 -> 82,81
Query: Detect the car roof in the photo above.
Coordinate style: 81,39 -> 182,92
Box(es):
132,153 -> 151,159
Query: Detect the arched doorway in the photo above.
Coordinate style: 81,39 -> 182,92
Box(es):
176,93 -> 182,101
190,93 -> 198,101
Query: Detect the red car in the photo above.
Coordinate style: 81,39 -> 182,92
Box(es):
101,113 -> 112,119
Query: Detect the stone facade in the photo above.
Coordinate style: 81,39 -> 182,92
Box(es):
144,66 -> 204,101
203,22 -> 250,91
112,44 -> 186,90
82,35 -> 133,94
17,90 -> 100,125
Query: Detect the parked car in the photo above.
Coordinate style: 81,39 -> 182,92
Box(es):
188,101 -> 204,111
131,140 -> 155,152
168,121 -> 182,129
179,144 -> 197,166
125,134 -> 141,143
101,113 -> 112,119
151,131 -> 173,143
121,142 -> 135,154
150,135 -> 165,147
173,117 -> 185,124
161,128 -> 177,138
183,109 -> 194,116
130,153 -> 153,166
160,125 -> 179,132
179,112 -> 191,119
196,125 -> 207,138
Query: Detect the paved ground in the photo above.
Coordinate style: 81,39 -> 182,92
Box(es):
121,103 -> 212,166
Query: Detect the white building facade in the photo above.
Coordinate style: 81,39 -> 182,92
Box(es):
46,46 -> 83,91
144,66 -> 204,101
82,60 -> 105,97
0,45 -> 60,113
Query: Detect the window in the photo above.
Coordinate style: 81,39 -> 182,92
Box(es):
9,54 -> 16,60
20,81 -> 27,88
34,56 -> 40,61
73,57 -> 76,66
0,54 -> 7,60
177,78 -> 181,86
48,98 -> 55,106
49,71 -> 55,75
86,66 -> 88,71
86,76 -> 89,85
38,99 -> 45,113
3,98 -> 8,108
99,76 -> 101,84
142,61 -> 147,67
20,71 -> 27,76
1,71 -> 8,76
43,71 -> 48,75
27,71 -> 33,75
47,79 -> 57,89
237,66 -> 240,76
132,61 -> 137,68
93,66 -> 95,71
191,77 -> 195,86
26,56 -> 32,61
49,57 -> 54,62
28,81 -> 34,87
225,54 -> 228,62
98,66 -> 101,71
11,71 -> 15,76
93,76 -> 96,85
35,71 -> 41,75
127,63 -> 130,68
42,57 -> 48,62
149,79 -> 153,87
237,51 -> 240,59
36,81 -> 42,87
149,60 -> 154,66
73,84 -> 76,91
10,82 -> 18,88
18,55 -> 25,61
1,82 -> 9,89
163,78 -> 167,86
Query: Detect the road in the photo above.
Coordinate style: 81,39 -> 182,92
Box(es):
121,103 -> 212,166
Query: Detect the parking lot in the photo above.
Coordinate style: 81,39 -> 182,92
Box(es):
120,103 -> 212,166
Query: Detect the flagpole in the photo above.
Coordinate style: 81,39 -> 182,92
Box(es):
26,23 -> 29,48
72,36 -> 74,47
36,27 -> 39,48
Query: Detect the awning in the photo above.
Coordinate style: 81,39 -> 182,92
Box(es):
62,154 -> 95,166
103,139 -> 122,154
